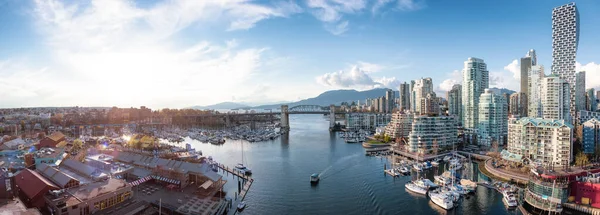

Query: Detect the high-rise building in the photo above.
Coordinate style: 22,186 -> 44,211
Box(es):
477,89 -> 508,146
447,84 -> 462,124
587,88 -> 597,111
399,82 -> 411,111
541,74 -> 570,121
507,117 -> 573,168
407,115 -> 458,155
385,89 -> 394,113
576,71 -> 586,113
420,92 -> 439,116
520,49 -> 537,117
411,78 -> 433,115
552,2 -> 579,123
462,57 -> 489,129
528,65 -> 544,118
509,93 -> 520,117
582,118 -> 600,154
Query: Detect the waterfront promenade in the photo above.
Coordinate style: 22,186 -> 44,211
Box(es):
483,158 -> 529,184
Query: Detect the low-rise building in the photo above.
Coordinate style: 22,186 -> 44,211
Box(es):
383,111 -> 413,140
407,115 -> 458,154
34,147 -> 67,167
14,169 -> 59,208
38,132 -> 66,149
45,178 -> 133,215
507,117 -> 573,168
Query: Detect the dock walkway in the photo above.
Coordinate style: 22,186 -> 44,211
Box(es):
217,164 -> 254,215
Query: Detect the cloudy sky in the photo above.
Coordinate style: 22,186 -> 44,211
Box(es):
1,0 -> 599,109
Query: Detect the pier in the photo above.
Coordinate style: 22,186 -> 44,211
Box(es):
218,164 -> 254,215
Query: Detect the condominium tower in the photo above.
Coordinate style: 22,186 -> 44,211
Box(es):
399,82 -> 411,111
411,78 -> 433,115
507,117 -> 573,168
462,57 -> 489,129
520,49 -> 537,117
447,84 -> 462,124
477,89 -> 508,147
407,115 -> 458,154
528,65 -> 544,118
541,74 -> 570,121
552,2 -> 580,123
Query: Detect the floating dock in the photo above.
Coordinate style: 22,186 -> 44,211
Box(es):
218,164 -> 254,215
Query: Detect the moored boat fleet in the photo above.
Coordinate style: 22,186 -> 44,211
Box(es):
153,126 -> 283,145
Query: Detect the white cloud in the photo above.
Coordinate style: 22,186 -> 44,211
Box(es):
503,59 -> 520,80
372,0 -> 425,14
577,62 -> 600,89
307,0 -> 366,35
437,69 -> 461,93
324,20 -> 349,35
1,0 -> 301,108
316,61 -> 397,89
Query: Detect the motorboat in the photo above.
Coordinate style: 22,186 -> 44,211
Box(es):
443,155 -> 452,162
450,184 -> 469,195
413,164 -> 423,171
422,179 -> 439,188
405,180 -> 428,195
460,179 -> 477,192
310,173 -> 320,184
502,190 -> 518,209
423,162 -> 433,169
237,201 -> 246,211
434,176 -> 451,186
235,163 -> 246,170
431,158 -> 440,166
429,189 -> 454,210
398,166 -> 410,174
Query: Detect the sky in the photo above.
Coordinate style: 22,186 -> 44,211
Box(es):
1,0 -> 600,109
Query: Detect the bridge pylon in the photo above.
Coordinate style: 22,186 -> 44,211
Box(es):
280,105 -> 290,132
329,104 -> 335,129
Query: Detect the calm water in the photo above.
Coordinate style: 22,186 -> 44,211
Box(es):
175,115 -> 520,215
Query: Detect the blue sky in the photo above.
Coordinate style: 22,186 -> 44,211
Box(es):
1,0 -> 599,108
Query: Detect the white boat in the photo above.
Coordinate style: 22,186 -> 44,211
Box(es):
429,189 -> 454,210
450,184 -> 469,195
443,155 -> 452,162
237,201 -> 246,211
405,181 -> 428,195
502,190 -> 518,208
236,142 -> 252,175
310,173 -> 320,184
460,179 -> 477,192
431,160 -> 440,166
398,166 -> 410,174
423,179 -> 438,188
413,164 -> 423,171
434,176 -> 451,186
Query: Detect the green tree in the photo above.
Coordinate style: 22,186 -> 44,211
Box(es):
575,151 -> 590,167
383,135 -> 391,143
72,139 -> 83,151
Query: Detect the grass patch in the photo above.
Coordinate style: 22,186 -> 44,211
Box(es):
367,140 -> 387,144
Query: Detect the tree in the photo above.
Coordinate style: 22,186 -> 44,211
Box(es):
575,151 -> 590,167
73,139 -> 83,151
383,135 -> 391,143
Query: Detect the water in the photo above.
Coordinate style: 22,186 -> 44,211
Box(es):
174,115 -> 520,215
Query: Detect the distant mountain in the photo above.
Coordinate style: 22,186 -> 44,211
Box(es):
251,88 -> 398,109
488,87 -> 516,96
189,102 -> 249,110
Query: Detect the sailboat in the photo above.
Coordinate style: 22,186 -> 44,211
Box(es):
235,142 -> 252,175
405,150 -> 429,195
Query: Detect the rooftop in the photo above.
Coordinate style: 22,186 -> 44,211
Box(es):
46,178 -> 130,207
47,132 -> 66,142
35,147 -> 65,159
0,199 -> 42,215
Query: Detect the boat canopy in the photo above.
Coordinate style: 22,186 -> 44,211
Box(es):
311,173 -> 319,177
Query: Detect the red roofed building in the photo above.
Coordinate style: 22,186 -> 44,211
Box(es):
37,132 -> 66,149
15,169 -> 59,208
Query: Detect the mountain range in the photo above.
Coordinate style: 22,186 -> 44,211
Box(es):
190,87 -> 516,110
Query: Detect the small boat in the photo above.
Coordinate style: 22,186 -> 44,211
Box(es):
237,201 -> 246,211
431,159 -> 440,166
398,166 -> 410,174
235,163 -> 246,169
434,176 -> 451,186
413,164 -> 423,171
443,155 -> 452,162
502,190 -> 518,209
460,179 -> 477,192
310,173 -> 320,184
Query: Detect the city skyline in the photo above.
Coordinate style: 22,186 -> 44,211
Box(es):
1,0 -> 600,109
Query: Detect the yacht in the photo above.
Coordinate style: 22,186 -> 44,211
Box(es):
502,190 -> 518,209
405,180 -> 428,195
310,173 -> 320,184
431,158 -> 441,166
413,164 -> 423,171
460,179 -> 477,193
428,189 -> 454,210
443,155 -> 452,162
434,176 -> 451,186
